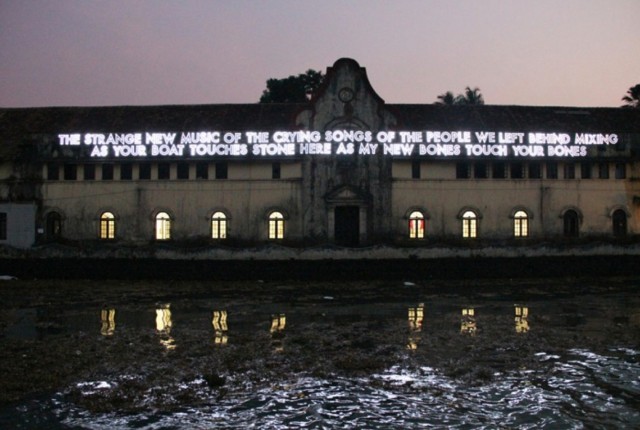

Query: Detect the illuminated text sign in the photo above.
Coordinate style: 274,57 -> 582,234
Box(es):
57,130 -> 620,159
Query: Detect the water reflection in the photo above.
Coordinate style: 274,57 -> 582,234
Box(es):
407,303 -> 424,350
100,309 -> 116,336
270,313 -> 286,352
155,305 -> 176,350
212,310 -> 228,346
514,305 -> 529,333
461,307 -> 476,335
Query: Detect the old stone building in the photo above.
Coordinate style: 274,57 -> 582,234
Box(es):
1,58 -> 640,252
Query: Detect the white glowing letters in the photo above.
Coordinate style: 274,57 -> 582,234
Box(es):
56,130 -> 620,160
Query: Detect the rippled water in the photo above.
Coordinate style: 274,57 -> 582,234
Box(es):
11,349 -> 637,429
0,279 -> 638,429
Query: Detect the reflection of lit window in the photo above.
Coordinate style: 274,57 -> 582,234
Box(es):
155,212 -> 171,240
407,303 -> 424,350
515,305 -> 529,334
212,310 -> 228,345
270,313 -> 286,352
100,309 -> 116,336
409,211 -> 425,239
211,212 -> 227,239
155,305 -> 175,350
513,210 -> 529,238
462,211 -> 477,238
270,314 -> 286,333
461,307 -> 476,335
268,211 -> 284,240
100,212 -> 116,240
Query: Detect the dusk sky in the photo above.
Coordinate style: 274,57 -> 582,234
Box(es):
1,0 -> 638,108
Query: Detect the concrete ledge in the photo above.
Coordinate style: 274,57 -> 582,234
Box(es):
0,254 -> 638,281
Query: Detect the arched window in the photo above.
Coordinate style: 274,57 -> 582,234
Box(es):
155,212 -> 171,240
100,212 -> 115,240
462,211 -> 478,238
46,212 -> 62,239
612,209 -> 627,237
268,211 -> 284,240
513,210 -> 529,238
211,212 -> 227,239
563,210 -> 579,238
408,211 -> 425,239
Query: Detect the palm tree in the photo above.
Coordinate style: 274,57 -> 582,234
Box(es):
435,91 -> 457,105
434,87 -> 485,105
457,87 -> 485,105
621,84 -> 640,108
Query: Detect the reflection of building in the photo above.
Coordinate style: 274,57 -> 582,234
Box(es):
461,308 -> 477,335
270,313 -> 286,352
407,303 -> 424,350
155,304 -> 175,350
514,305 -> 530,333
100,308 -> 116,336
2,58 -> 640,252
212,310 -> 228,345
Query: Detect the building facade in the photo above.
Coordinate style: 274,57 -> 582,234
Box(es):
1,58 -> 640,251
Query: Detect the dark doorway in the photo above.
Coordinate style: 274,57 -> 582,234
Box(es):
612,209 -> 627,237
335,206 -> 360,246
563,210 -> 580,238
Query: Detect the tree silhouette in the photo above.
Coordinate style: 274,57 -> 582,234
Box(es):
435,91 -> 457,105
621,84 -> 640,108
434,87 -> 485,105
259,70 -> 324,103
457,87 -> 485,105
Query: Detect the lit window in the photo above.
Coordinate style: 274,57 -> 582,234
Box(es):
462,211 -> 477,238
211,212 -> 227,239
408,211 -> 425,239
268,211 -> 285,240
513,210 -> 529,238
99,212 -> 116,240
155,212 -> 171,240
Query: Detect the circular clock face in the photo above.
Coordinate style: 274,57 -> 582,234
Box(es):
338,87 -> 354,103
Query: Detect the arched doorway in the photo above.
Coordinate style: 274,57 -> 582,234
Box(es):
45,212 -> 62,240
563,210 -> 580,238
612,209 -> 627,237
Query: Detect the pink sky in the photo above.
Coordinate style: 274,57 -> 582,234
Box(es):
1,0 -> 638,108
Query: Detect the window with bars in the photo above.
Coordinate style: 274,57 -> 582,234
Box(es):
408,211 -> 425,239
268,211 -> 284,240
99,212 -> 116,240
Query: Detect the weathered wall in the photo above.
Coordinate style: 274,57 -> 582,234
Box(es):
0,203 -> 36,248
41,178 -> 303,243
296,58 -> 398,243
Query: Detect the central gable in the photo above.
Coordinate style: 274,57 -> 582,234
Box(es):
296,58 -> 397,132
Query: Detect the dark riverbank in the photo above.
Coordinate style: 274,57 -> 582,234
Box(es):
0,254 -> 638,280
0,278 -> 638,428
